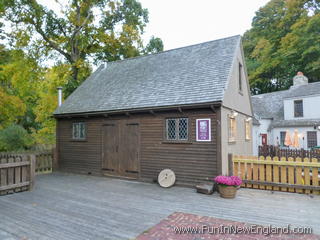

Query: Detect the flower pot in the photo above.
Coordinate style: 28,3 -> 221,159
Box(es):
218,185 -> 237,199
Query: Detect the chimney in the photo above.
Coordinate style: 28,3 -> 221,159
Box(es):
57,87 -> 63,107
293,72 -> 308,86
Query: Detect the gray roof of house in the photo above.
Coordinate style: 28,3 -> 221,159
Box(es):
270,119 -> 320,128
54,35 -> 241,115
252,81 -> 320,127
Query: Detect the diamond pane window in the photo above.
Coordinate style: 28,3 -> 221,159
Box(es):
166,119 -> 176,140
179,118 -> 188,140
166,118 -> 188,141
72,122 -> 86,140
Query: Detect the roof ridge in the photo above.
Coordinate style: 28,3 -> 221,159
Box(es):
102,35 -> 241,66
252,80 -> 320,98
252,89 -> 288,97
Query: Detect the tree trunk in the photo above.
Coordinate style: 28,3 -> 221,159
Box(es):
71,65 -> 79,84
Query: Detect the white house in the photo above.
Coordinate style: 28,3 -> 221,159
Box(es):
252,72 -> 320,155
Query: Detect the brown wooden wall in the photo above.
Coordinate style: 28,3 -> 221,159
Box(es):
56,109 -> 219,186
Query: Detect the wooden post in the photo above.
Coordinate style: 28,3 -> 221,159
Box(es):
266,156 -> 272,190
0,155 -> 7,195
29,154 -> 36,191
21,155 -> 28,191
7,156 -> 14,194
296,157 -> 303,193
280,157 -> 287,192
288,157 -> 295,192
252,157 -> 259,189
246,156 -> 253,188
233,155 -> 239,177
240,157 -> 246,187
304,157 -> 311,194
14,155 -> 22,192
273,156 -> 280,191
312,158 -> 319,195
228,154 -> 233,176
259,156 -> 265,190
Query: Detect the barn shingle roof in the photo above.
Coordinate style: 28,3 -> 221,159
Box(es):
54,35 -> 241,115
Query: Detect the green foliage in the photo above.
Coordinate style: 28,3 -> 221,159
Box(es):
0,124 -> 33,151
0,47 -> 42,130
0,0 -> 163,149
144,36 -> 164,54
0,87 -> 26,129
32,64 -> 71,146
243,0 -> 320,94
1,0 -> 163,96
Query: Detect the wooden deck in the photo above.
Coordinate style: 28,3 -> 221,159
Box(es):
0,173 -> 319,240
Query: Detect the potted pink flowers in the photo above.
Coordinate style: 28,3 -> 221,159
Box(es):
214,176 -> 242,199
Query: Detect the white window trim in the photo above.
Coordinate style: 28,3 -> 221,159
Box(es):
196,118 -> 211,142
245,120 -> 251,141
228,115 -> 237,143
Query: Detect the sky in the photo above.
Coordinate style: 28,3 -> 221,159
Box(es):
139,0 -> 270,50
37,0 -> 270,51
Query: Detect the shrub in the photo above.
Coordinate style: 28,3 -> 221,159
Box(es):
0,124 -> 34,151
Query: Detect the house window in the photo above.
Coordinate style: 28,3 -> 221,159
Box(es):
307,131 -> 317,148
245,120 -> 251,140
228,116 -> 236,142
280,131 -> 286,147
239,63 -> 243,92
294,100 -> 303,117
166,118 -> 188,141
72,122 -> 86,140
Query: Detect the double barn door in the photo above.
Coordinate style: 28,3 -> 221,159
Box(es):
102,120 -> 140,178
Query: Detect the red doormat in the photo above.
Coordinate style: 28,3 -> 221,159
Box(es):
136,212 -> 319,240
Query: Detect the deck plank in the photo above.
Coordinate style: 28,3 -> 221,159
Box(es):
0,172 -> 319,240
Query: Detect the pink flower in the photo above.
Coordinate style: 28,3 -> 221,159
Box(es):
214,175 -> 242,186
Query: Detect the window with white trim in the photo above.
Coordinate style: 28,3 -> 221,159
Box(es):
245,120 -> 251,140
280,131 -> 286,147
228,116 -> 236,142
294,100 -> 303,117
72,122 -> 86,140
307,131 -> 317,148
239,63 -> 243,92
166,118 -> 188,141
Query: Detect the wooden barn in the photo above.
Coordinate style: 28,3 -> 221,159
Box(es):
54,35 -> 253,186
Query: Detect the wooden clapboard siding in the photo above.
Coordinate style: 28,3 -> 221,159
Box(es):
57,117 -> 104,175
139,110 -> 217,186
57,109 -> 219,186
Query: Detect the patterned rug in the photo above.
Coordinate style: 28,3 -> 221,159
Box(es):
136,212 -> 319,240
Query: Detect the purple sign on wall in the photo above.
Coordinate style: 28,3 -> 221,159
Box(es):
196,119 -> 211,142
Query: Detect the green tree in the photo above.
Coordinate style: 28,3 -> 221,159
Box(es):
32,64 -> 71,146
0,124 -> 33,151
0,46 -> 42,130
1,0 -> 163,96
144,36 -> 164,54
243,0 -> 320,94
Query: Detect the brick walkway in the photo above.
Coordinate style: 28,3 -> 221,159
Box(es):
136,212 -> 319,240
